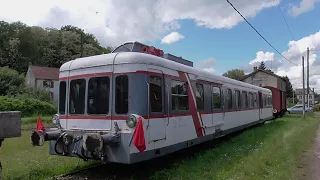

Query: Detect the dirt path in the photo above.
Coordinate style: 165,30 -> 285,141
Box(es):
307,125 -> 320,180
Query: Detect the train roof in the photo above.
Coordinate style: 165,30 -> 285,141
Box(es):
60,52 -> 271,93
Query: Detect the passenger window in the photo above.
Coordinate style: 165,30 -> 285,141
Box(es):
254,93 -> 258,108
87,77 -> 110,115
235,90 -> 241,109
149,76 -> 163,112
115,75 -> 129,114
59,81 -> 66,114
212,86 -> 221,109
171,80 -> 188,111
196,83 -> 204,110
242,91 -> 248,108
69,79 -> 86,114
227,89 -> 232,109
249,93 -> 254,108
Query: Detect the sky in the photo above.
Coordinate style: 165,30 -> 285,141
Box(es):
0,0 -> 320,92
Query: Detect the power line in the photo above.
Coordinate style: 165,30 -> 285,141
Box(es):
278,5 -> 295,41
226,0 -> 298,66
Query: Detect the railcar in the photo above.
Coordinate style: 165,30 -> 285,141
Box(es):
263,86 -> 287,118
31,41 -> 273,164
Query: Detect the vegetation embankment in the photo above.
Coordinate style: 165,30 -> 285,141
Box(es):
150,114 -> 320,180
1,114 -> 319,180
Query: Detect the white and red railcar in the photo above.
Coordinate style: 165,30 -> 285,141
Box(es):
31,41 -> 274,164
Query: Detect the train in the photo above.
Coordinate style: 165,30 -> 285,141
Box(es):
31,41 -> 278,164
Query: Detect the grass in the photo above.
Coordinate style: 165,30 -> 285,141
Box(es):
1,114 -> 319,180
150,113 -> 320,180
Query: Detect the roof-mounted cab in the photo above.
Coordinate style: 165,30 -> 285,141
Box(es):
112,41 -> 193,67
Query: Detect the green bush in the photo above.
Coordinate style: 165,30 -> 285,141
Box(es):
313,104 -> 320,112
15,86 -> 53,104
0,96 -> 56,117
0,66 -> 25,96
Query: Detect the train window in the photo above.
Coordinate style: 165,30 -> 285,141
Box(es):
69,79 -> 86,114
87,77 -> 110,115
149,76 -> 163,112
196,83 -> 204,110
235,90 -> 241,109
249,93 -> 254,108
115,75 -> 129,114
171,80 -> 188,111
242,91 -> 248,108
212,86 -> 221,109
59,81 -> 66,114
227,89 -> 232,109
253,93 -> 258,108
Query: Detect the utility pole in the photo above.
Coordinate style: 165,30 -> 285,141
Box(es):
302,56 -> 306,119
307,47 -> 310,108
80,32 -> 84,58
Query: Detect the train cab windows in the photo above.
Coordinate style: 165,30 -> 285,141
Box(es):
235,90 -> 241,109
171,80 -> 189,111
212,86 -> 222,110
69,79 -> 86,114
149,76 -> 163,112
226,88 -> 233,109
196,83 -> 204,110
87,77 -> 110,115
59,81 -> 66,114
115,75 -> 129,114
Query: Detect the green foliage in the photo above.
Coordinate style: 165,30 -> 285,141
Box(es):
313,104 -> 320,112
0,96 -> 56,117
222,69 -> 245,81
282,76 -> 293,98
0,21 -> 112,73
0,66 -> 25,96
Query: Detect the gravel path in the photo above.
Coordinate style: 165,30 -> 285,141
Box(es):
307,124 -> 320,180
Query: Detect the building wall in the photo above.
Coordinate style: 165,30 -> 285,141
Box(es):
35,79 -> 59,105
243,71 -> 278,88
297,93 -> 315,105
25,66 -> 36,88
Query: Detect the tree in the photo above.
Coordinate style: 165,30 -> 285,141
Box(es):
282,76 -> 293,98
258,61 -> 266,70
222,69 -> 245,81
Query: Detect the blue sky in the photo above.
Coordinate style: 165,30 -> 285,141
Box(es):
0,0 -> 320,91
154,1 -> 320,75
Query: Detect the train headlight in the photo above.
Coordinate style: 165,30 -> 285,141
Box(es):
52,114 -> 61,129
126,115 -> 137,128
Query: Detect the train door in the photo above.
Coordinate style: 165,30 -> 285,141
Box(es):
147,69 -> 167,142
258,91 -> 263,119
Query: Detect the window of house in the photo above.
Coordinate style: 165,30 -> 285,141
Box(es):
43,80 -> 54,88
196,83 -> 204,110
227,88 -> 233,109
212,86 -> 222,109
59,81 -> 66,114
235,90 -> 241,109
242,91 -> 248,108
87,76 -> 110,115
69,79 -> 86,114
149,76 -> 163,112
171,80 -> 188,111
115,75 -> 129,114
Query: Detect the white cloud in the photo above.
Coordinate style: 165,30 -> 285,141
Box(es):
243,31 -> 320,93
289,0 -> 320,17
161,32 -> 184,44
195,58 -> 216,73
0,0 -> 280,47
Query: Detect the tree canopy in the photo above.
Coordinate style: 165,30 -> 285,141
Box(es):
222,69 -> 245,81
0,21 -> 113,73
282,76 -> 293,98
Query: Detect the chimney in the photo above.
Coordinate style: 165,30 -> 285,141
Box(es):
253,66 -> 257,71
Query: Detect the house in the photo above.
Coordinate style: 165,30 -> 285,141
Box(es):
25,64 -> 60,104
241,67 -> 287,92
295,87 -> 315,105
